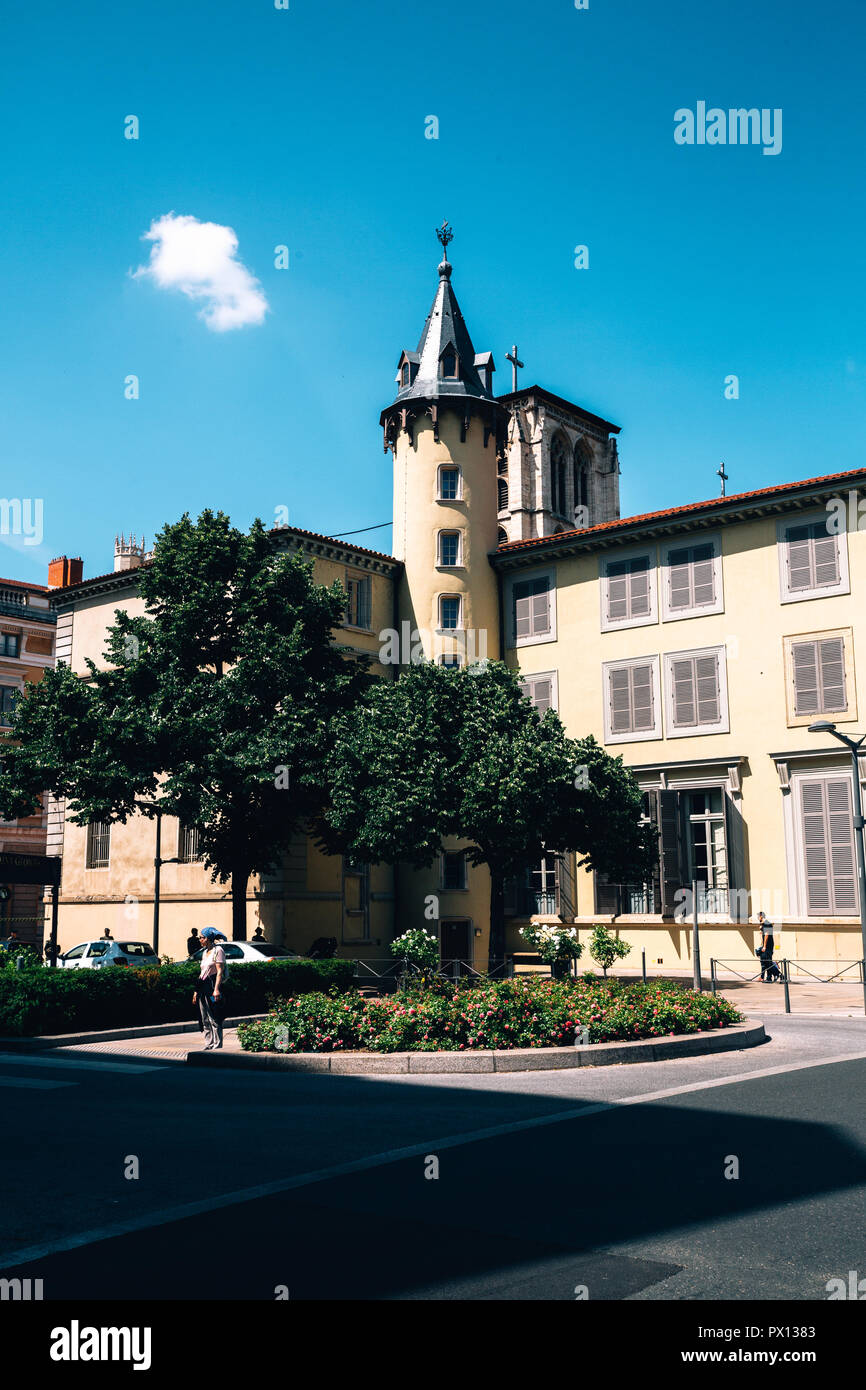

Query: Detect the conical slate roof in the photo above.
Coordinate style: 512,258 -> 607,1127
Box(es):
391,259 -> 495,405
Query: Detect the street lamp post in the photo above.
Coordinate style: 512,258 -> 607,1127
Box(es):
152,808 -> 179,960
808,721 -> 866,1011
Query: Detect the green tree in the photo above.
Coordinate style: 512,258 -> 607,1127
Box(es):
0,511 -> 368,939
321,661 -> 653,968
588,923 -> 632,977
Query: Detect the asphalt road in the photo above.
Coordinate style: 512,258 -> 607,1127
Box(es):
1,1015 -> 865,1301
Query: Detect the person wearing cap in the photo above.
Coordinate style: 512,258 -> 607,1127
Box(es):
193,927 -> 227,1050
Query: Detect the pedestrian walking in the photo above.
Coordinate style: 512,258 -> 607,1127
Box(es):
186,927 -> 201,958
757,911 -> 776,981
193,927 -> 227,1050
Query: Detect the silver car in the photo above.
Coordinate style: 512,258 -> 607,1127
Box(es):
58,939 -> 160,969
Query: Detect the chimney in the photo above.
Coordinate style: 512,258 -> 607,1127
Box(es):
47,556 -> 84,589
114,533 -> 146,573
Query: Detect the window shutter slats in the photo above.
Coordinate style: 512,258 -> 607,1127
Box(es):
668,550 -> 692,609
800,777 -> 858,916
631,664 -> 654,730
792,641 -> 820,716
694,654 -> 720,724
609,667 -> 633,733
629,558 -> 651,616
606,561 -> 629,621
819,637 -> 846,712
671,658 -> 696,727
813,533 -> 841,588
691,545 -> 716,606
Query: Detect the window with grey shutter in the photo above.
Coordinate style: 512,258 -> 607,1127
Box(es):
609,662 -> 654,735
800,777 -> 858,916
606,555 -> 651,623
792,636 -> 847,716
520,675 -> 553,713
785,522 -> 840,593
513,577 -> 551,640
671,653 -> 721,728
668,542 -> 715,611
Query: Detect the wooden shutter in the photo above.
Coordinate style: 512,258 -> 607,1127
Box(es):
557,852 -> 575,921
629,557 -> 651,616
813,531 -> 840,588
531,582 -> 550,636
594,872 -> 620,914
786,525 -> 814,591
792,637 -> 846,715
514,585 -> 532,639
801,777 -> 858,916
631,663 -> 654,731
606,560 -> 629,622
725,795 -> 747,919
819,637 -> 846,711
695,653 -> 721,723
609,666 -> 633,734
671,657 -> 697,727
691,544 -> 716,606
658,790 -> 682,918
521,675 -> 552,713
668,548 -> 692,610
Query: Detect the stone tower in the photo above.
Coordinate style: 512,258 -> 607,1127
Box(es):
380,225 -> 508,667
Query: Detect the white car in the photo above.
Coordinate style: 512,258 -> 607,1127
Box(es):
58,939 -> 160,969
189,940 -> 303,965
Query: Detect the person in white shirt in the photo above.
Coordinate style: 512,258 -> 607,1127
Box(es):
193,927 -> 227,1049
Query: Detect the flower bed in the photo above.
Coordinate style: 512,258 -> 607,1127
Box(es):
237,976 -> 742,1054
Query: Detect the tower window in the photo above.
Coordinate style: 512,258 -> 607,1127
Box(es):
551,435 -> 568,516
498,477 -> 509,512
440,347 -> 459,379
401,362 -> 410,387
498,528 -> 508,546
439,532 -> 461,567
439,595 -> 461,630
438,466 -> 460,500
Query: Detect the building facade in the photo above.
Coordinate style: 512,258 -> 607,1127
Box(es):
43,242 -> 866,972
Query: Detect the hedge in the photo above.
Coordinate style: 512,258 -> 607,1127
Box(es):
238,975 -> 743,1053
0,957 -> 356,1037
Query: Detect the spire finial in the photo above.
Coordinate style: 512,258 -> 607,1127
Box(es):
717,461 -> 729,497
436,219 -> 453,277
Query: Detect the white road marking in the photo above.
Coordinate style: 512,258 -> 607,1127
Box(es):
1,1048 -> 864,1271
0,1052 -> 168,1075
0,1076 -> 77,1090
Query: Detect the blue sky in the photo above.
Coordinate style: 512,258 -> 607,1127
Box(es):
2,0 -> 865,584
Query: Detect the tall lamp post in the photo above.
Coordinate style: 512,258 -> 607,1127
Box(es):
152,808 -> 179,959
808,721 -> 866,1009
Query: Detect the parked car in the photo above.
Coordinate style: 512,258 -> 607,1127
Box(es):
189,940 -> 304,965
58,940 -> 160,969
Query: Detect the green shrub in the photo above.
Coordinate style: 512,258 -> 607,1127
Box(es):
238,975 -> 742,1053
0,957 -> 355,1037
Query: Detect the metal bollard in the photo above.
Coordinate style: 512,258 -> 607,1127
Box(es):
782,959 -> 791,1014
861,959 -> 866,1018
710,958 -> 717,995
641,948 -> 647,983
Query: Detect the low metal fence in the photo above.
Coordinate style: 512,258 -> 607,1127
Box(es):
710,957 -> 866,1015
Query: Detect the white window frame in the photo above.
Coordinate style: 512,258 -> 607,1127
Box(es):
777,512 -> 850,603
663,645 -> 730,738
602,655 -> 662,744
344,571 -> 372,632
599,545 -> 658,632
505,567 -> 557,649
660,533 -> 724,622
437,530 -> 462,568
783,628 -> 855,727
519,670 -> 559,714
437,593 -> 463,633
787,768 -> 860,918
436,465 -> 463,502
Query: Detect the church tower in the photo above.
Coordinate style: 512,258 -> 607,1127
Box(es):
381,224 -> 508,666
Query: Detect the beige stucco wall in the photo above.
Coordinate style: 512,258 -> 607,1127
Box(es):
503,507 -> 866,965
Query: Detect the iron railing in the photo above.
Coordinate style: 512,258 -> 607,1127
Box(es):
710,957 -> 866,1015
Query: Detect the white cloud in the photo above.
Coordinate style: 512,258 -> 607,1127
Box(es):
133,213 -> 268,332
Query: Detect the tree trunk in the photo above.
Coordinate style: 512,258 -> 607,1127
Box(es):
231,865 -> 249,941
488,869 -> 506,976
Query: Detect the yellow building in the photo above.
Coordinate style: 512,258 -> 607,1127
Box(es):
45,238 -> 866,975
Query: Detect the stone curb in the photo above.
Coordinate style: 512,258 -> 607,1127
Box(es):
185,1019 -> 766,1074
0,1013 -> 269,1052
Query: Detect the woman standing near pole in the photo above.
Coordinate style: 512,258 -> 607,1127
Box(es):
193,926 -> 227,1050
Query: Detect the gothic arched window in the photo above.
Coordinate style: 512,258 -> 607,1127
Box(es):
550,434 -> 568,517
573,438 -> 592,518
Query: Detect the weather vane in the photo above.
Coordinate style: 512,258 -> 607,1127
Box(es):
436,219 -> 453,256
